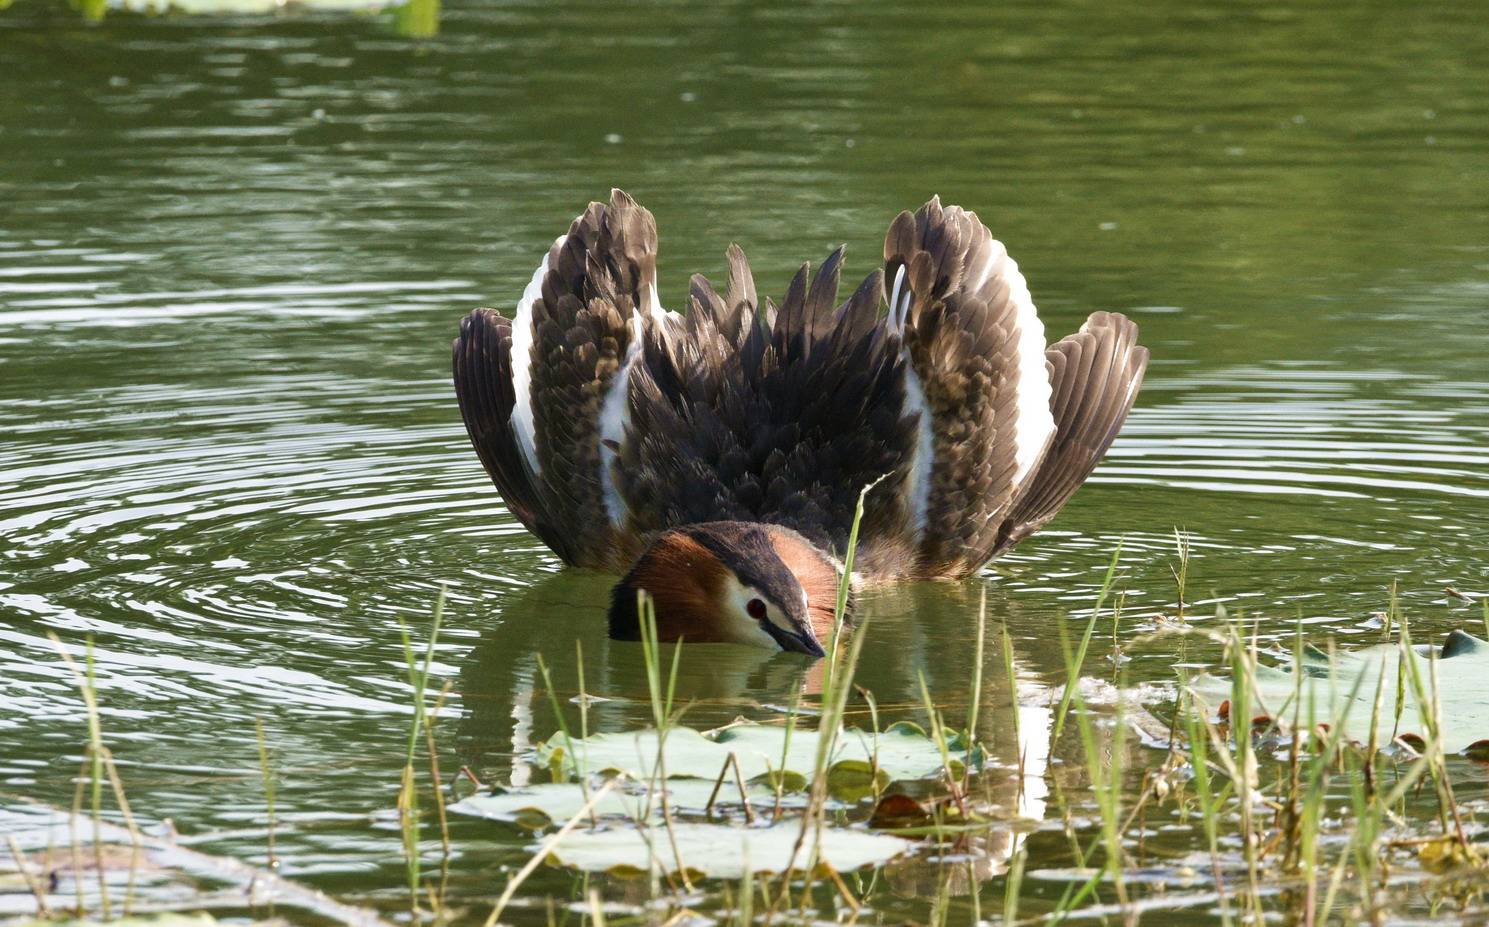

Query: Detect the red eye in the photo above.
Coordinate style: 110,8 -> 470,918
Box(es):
746,598 -> 768,621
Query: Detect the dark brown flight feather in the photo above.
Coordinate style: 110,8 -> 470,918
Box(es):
615,248 -> 920,569
452,189 -> 658,569
452,309 -> 556,547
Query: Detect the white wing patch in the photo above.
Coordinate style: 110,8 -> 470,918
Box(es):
512,233 -> 669,528
888,264 -> 908,334
598,280 -> 680,526
902,362 -> 935,538
508,240 -> 561,478
648,285 -> 675,326
888,264 -> 934,538
997,247 -> 1055,490
597,311 -> 646,527
892,236 -> 1053,539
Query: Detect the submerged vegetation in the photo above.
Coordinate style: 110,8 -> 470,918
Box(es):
7,515 -> 1489,926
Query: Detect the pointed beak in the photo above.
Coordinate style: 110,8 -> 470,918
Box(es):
793,631 -> 827,658
763,620 -> 826,658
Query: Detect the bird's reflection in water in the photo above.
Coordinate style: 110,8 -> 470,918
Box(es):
848,580 -> 1058,893
456,569 -> 1110,893
457,571 -> 818,785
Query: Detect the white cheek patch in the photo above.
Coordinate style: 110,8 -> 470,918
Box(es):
720,576 -> 783,649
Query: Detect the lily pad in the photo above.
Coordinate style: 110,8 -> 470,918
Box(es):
450,778 -> 798,828
718,721 -> 974,782
869,793 -> 935,829
541,726 -> 723,781
542,821 -> 913,879
538,720 -> 978,796
1191,629 -> 1489,754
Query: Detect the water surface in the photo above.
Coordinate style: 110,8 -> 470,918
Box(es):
2,0 -> 1488,922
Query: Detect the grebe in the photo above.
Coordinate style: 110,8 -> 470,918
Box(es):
453,190 -> 1148,657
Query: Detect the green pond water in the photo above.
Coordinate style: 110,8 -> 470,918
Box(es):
2,0 -> 1489,923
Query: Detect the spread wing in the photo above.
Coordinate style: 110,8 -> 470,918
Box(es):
990,311 -> 1148,556
881,198 -> 1148,577
881,197 -> 1058,576
452,189 -> 669,569
454,191 -> 1146,578
452,308 -> 550,543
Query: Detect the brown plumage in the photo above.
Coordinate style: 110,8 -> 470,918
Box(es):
452,190 -> 1150,655
607,529 -> 730,643
766,527 -> 847,638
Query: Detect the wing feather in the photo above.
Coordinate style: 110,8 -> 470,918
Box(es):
455,192 -> 1146,579
882,197 -> 1056,577
452,309 -> 572,556
453,189 -> 662,569
616,250 -> 919,570
992,311 -> 1149,555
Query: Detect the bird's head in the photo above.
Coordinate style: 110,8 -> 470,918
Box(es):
607,521 -> 844,657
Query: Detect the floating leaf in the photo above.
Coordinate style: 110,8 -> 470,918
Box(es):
538,720 -> 978,797
542,821 -> 912,878
1192,630 -> 1489,754
542,727 -> 725,780
450,779 -> 795,828
758,768 -> 809,793
823,760 -> 890,803
452,783 -> 643,829
716,720 -> 974,782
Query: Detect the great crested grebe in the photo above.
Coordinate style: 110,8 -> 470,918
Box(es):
453,190 -> 1148,657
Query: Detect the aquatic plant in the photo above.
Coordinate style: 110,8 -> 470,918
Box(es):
17,535 -> 1489,925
